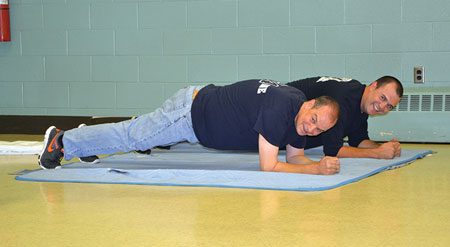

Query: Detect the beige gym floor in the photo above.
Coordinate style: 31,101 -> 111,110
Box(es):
1,134 -> 449,247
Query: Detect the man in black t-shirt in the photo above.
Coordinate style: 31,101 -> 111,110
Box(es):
39,79 -> 342,175
192,79 -> 341,175
287,76 -> 403,159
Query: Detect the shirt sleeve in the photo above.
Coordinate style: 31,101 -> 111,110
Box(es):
288,137 -> 306,149
253,109 -> 287,147
347,117 -> 370,147
254,109 -> 306,149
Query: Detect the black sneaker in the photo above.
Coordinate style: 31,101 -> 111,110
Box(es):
79,155 -> 100,163
38,126 -> 64,169
135,149 -> 152,155
78,124 -> 100,164
134,146 -> 171,155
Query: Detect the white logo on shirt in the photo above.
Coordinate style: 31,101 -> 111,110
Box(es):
257,79 -> 286,94
317,76 -> 353,83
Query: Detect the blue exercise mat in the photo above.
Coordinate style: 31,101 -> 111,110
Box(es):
16,144 -> 432,191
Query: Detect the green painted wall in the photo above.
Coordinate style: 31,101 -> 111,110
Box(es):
1,0 -> 450,118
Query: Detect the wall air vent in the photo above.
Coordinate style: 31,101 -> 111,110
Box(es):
369,91 -> 450,143
397,95 -> 408,111
410,95 -> 420,111
446,95 -> 450,111
393,93 -> 450,112
433,95 -> 443,111
421,95 -> 431,111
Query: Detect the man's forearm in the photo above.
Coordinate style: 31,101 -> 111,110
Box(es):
279,155 -> 340,175
262,155 -> 320,174
260,152 -> 340,175
286,154 -> 316,165
336,139 -> 402,159
336,145 -> 381,158
269,160 -> 320,174
258,135 -> 339,174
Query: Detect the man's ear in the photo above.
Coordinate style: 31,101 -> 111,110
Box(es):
370,81 -> 378,89
305,99 -> 315,109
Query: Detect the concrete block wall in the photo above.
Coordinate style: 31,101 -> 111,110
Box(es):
1,0 -> 450,117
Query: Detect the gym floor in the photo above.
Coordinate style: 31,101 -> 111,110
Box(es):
1,134 -> 449,247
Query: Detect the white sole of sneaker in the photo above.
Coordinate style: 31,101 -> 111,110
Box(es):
38,126 -> 56,170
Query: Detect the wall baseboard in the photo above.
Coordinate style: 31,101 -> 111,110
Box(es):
0,115 -> 130,134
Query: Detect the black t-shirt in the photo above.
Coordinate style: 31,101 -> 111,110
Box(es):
191,79 -> 307,151
287,76 -> 368,156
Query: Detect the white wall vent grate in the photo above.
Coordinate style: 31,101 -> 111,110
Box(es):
410,95 -> 420,111
446,95 -> 450,111
397,95 -> 409,111
394,94 -> 450,112
421,95 -> 431,111
433,95 -> 443,111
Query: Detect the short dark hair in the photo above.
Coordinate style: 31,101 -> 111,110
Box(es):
312,95 -> 340,121
375,76 -> 403,98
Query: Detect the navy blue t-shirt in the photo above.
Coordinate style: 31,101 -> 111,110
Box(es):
287,76 -> 368,156
191,79 -> 307,151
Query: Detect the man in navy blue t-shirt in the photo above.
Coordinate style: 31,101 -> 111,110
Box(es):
287,76 -> 403,159
39,79 -> 341,175
191,79 -> 341,175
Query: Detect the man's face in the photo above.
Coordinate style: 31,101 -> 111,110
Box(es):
295,102 -> 337,136
362,82 -> 401,116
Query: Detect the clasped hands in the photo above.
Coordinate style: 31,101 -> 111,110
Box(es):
377,138 -> 402,159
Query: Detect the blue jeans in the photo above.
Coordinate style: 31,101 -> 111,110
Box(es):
62,85 -> 206,161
